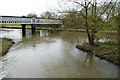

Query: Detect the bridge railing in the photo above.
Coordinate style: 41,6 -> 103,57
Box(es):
35,19 -> 62,24
0,16 -> 62,24
0,16 -> 32,24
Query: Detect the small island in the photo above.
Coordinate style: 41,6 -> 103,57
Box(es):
76,41 -> 119,65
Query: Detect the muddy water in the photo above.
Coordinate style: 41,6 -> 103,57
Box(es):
0,28 -> 119,78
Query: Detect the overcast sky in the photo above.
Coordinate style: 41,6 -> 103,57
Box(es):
1,0 -> 119,16
0,0 -> 60,16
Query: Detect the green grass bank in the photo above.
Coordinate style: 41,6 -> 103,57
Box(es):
76,41 -> 119,65
0,38 -> 15,56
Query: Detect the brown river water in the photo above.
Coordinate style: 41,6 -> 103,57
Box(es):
0,28 -> 119,78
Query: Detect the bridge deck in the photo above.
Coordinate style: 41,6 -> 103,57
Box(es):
0,16 -> 62,24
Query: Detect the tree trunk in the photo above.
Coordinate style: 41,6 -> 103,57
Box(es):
86,28 -> 94,45
85,1 -> 94,46
89,1 -> 97,46
91,30 -> 95,45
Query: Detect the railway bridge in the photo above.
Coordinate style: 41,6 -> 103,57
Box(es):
0,16 -> 62,35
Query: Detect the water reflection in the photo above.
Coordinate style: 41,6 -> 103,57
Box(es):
0,28 -> 119,78
83,53 -> 94,65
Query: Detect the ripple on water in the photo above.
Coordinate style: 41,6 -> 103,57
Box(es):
0,54 -> 17,79
0,29 -> 119,78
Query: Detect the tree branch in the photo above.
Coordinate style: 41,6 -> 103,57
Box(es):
97,0 -> 113,20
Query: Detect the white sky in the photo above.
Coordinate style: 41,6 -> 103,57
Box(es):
0,0 -> 119,16
0,0 -> 60,16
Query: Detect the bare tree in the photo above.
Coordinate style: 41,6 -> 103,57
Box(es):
60,0 -> 118,45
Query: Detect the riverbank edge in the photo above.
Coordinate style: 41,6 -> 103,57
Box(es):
1,26 -> 87,32
1,27 -> 117,34
0,38 -> 15,56
76,42 -> 119,65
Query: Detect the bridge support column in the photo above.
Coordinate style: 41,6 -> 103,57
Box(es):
21,24 -> 26,36
56,24 -> 61,28
31,24 -> 36,34
57,25 -> 59,28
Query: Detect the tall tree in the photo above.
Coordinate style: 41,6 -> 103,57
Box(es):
61,0 -> 118,45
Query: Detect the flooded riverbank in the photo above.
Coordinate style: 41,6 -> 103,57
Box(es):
0,28 -> 119,78
0,38 -> 15,56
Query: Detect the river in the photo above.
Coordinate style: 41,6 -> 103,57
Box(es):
0,28 -> 119,78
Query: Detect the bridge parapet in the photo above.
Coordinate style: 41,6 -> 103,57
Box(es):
0,16 -> 32,24
35,18 -> 62,24
0,16 -> 62,24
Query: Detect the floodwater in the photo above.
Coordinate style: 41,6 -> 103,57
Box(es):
0,28 -> 119,78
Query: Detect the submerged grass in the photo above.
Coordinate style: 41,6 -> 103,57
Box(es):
0,38 -> 15,56
76,44 -> 91,52
76,41 -> 119,65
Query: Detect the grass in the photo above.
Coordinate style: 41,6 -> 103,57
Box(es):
1,24 -> 31,28
76,44 -> 91,52
0,38 -> 15,56
100,30 -> 117,33
76,41 -> 119,65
